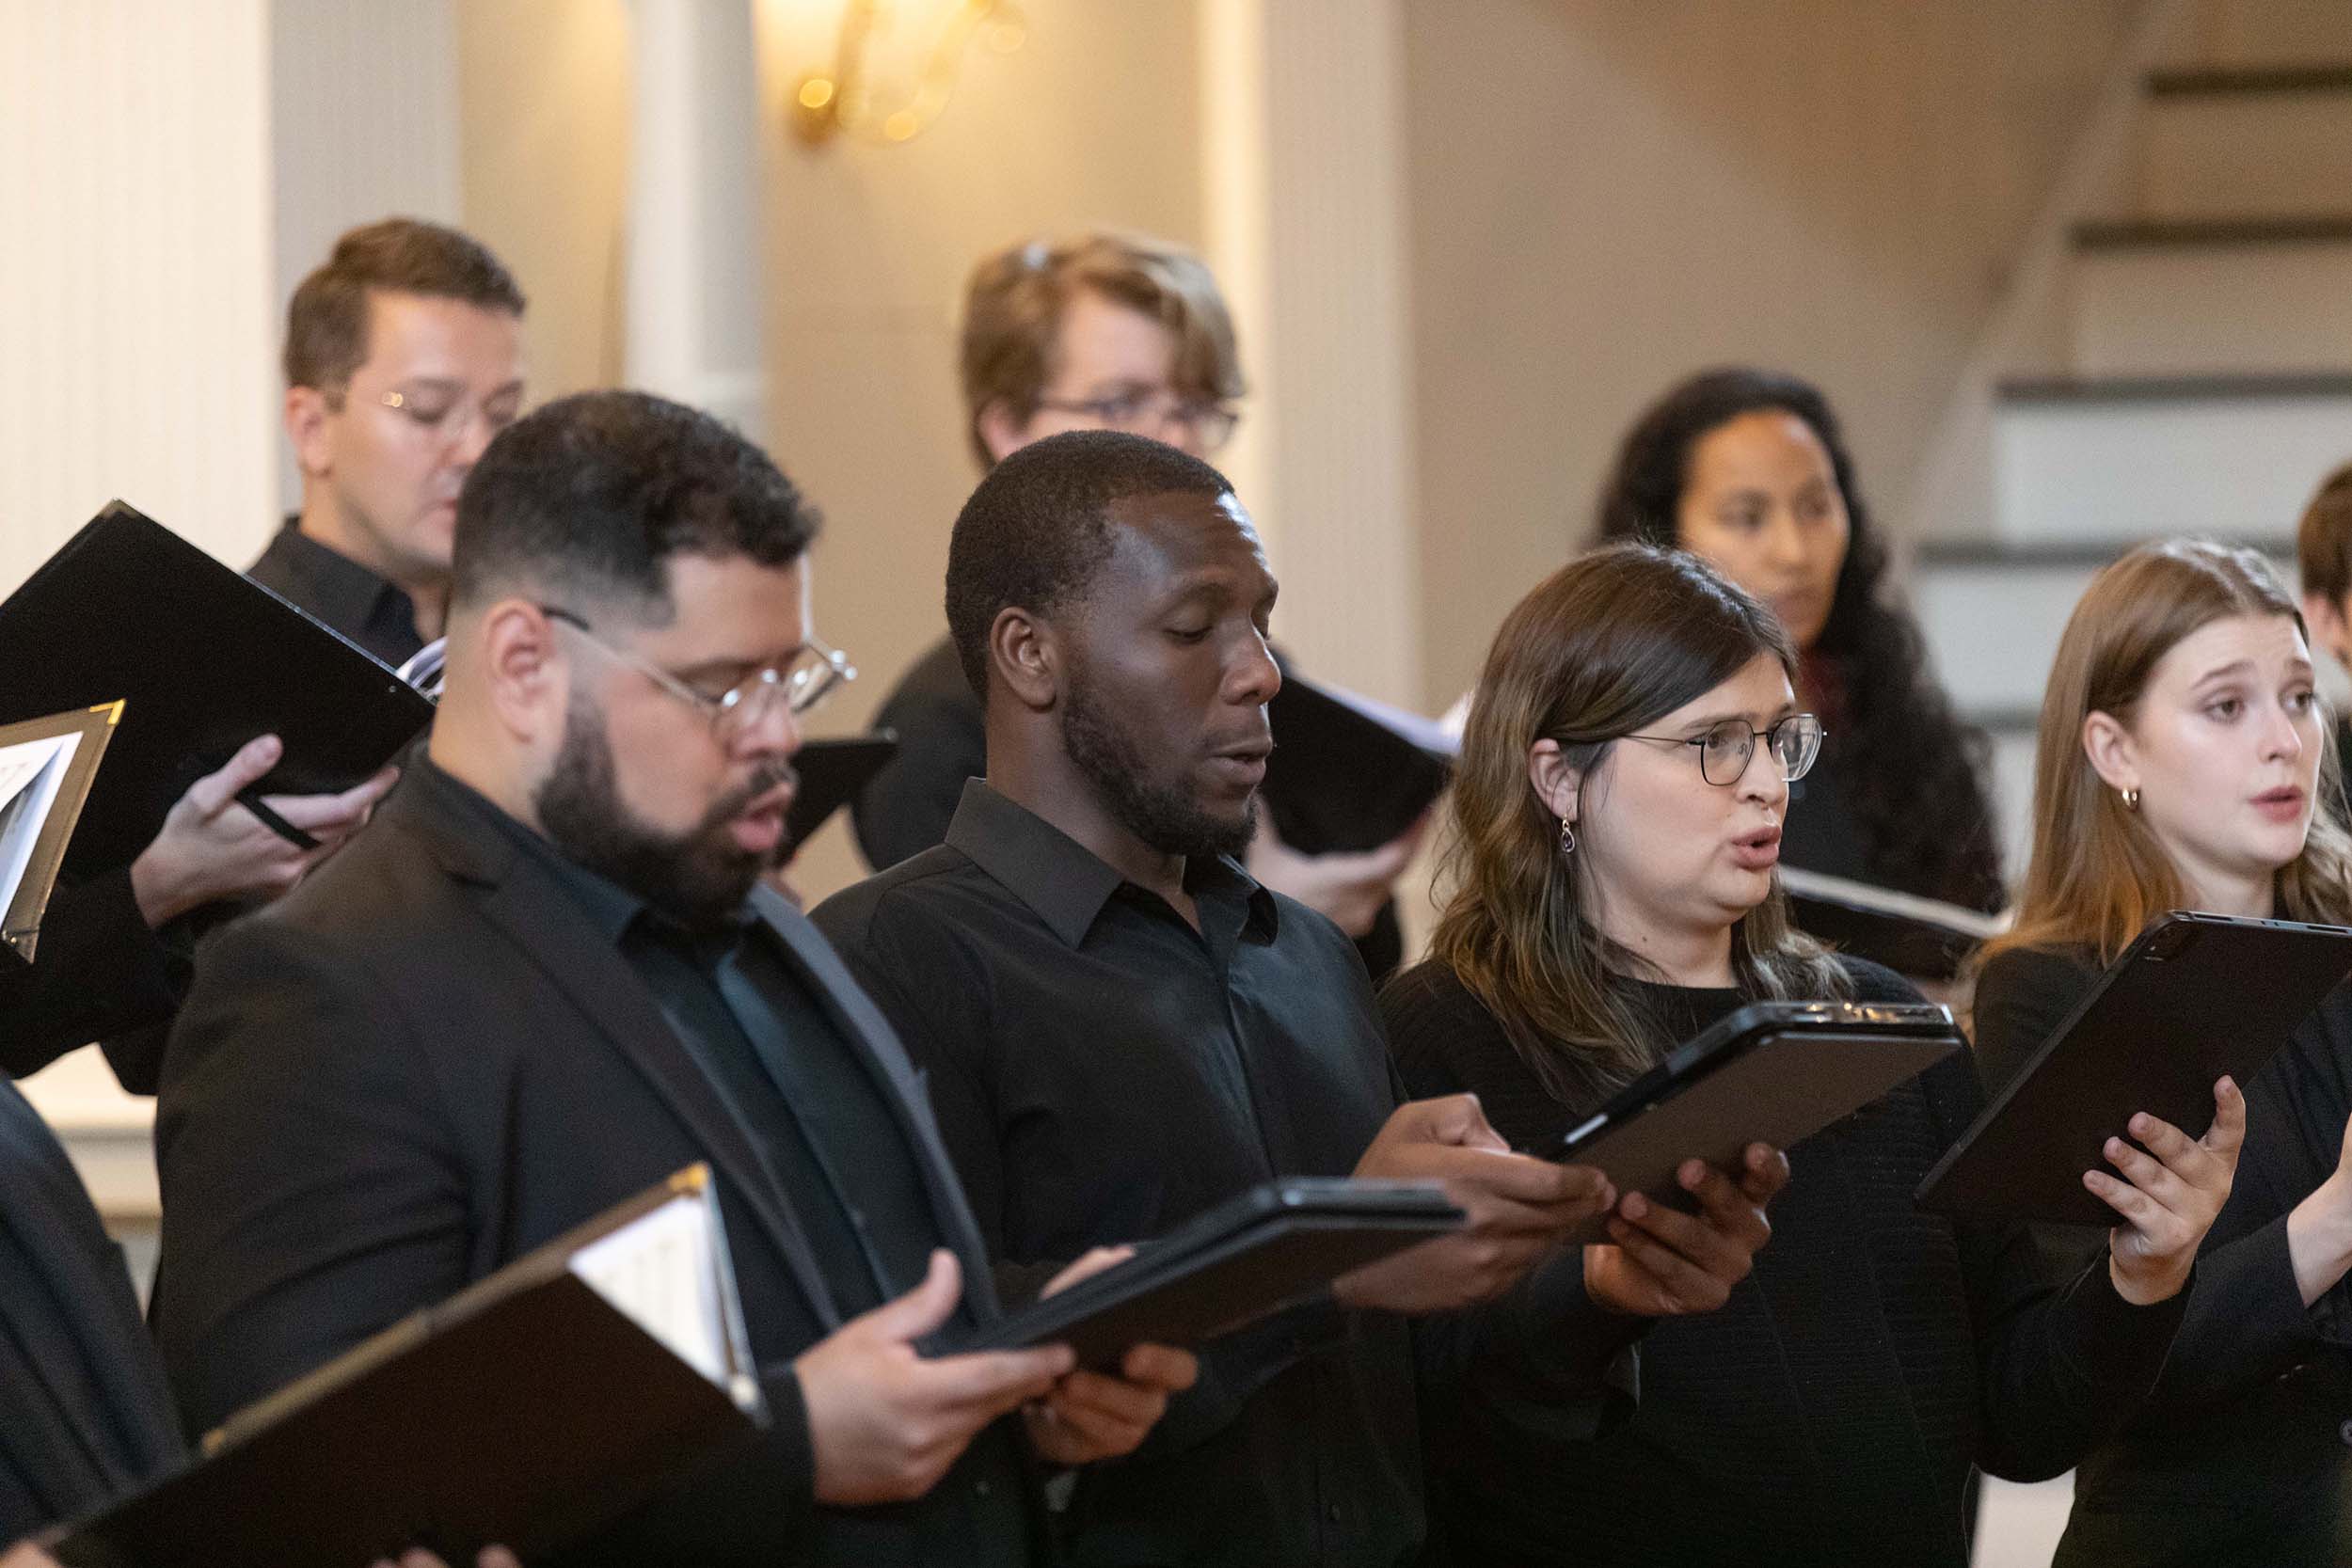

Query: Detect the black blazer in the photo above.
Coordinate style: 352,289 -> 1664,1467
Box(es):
0,1080 -> 183,1540
153,760 -> 1027,1565
0,870 -> 183,1091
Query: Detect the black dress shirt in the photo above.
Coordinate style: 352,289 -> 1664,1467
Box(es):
851,635 -> 1406,979
1976,944 -> 2352,1567
246,516 -> 426,667
469,790 -> 1035,1557
1380,956 -> 2191,1568
814,781 -> 1423,1567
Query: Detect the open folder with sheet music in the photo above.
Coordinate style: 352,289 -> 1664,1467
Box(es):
54,1166 -> 767,1568
0,703 -> 120,965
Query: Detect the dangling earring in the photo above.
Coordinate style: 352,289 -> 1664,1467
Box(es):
1558,816 -> 1577,855
2122,786 -> 2140,812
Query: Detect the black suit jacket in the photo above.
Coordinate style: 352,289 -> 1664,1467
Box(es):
153,760 -> 1033,1565
0,870 -> 183,1091
0,1080 -> 183,1540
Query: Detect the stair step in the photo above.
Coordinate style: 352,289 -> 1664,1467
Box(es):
1991,376 -> 2352,543
2148,63 -> 2352,96
2137,85 -> 2352,222
2070,233 -> 2352,376
2074,214 -> 2352,251
2161,0 -> 2352,72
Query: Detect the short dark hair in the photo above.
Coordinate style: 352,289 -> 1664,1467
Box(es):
283,217 -> 526,398
452,389 -> 821,623
946,430 -> 1233,697
2297,462 -> 2352,605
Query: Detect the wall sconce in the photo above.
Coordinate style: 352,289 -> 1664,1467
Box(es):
792,0 -> 1025,146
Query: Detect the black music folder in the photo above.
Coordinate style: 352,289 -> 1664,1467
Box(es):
1551,1001 -> 1963,1243
0,703 -> 121,964
0,502 -> 435,880
1918,911 -> 2352,1227
1778,865 -> 2010,982
55,1166 -> 766,1568
785,732 -> 898,853
1263,673 -> 1456,854
957,1178 -> 1464,1369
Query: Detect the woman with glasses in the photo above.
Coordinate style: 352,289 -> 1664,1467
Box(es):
1597,368 -> 2005,916
1974,540 -> 2352,1566
1378,543 -> 2238,1568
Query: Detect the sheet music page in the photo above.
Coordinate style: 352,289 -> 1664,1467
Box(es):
0,733 -> 76,916
567,1193 -> 728,1386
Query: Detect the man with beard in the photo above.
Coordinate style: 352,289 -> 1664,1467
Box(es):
811,431 -> 1788,1567
151,392 -> 1193,1566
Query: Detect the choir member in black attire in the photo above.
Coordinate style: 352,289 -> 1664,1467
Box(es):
1597,367 -> 2004,912
1975,539 -> 2352,1566
853,232 -> 1418,977
249,218 -> 527,666
1380,542 -> 2240,1568
816,433 -> 1788,1568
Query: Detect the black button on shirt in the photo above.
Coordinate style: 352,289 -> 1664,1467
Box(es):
813,781 -> 1422,1568
246,516 -> 426,668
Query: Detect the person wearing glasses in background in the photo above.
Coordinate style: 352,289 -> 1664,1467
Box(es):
852,231 -> 1423,979
1378,543 -> 2241,1567
154,392 -> 1192,1566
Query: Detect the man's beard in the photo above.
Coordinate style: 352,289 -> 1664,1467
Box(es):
1060,661 -> 1256,863
534,695 -> 797,932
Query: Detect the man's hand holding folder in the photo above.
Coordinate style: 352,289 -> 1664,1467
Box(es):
127,735 -> 398,926
796,1249 -> 1198,1506
1333,1093 -> 1788,1318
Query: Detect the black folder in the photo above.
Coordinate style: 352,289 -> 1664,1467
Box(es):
957,1178 -> 1463,1369
785,732 -> 898,853
1917,911 -> 2352,1227
1550,1001 -> 1963,1243
0,502 -> 435,880
1263,672 -> 1455,854
55,1166 -> 765,1568
0,703 -> 120,964
1779,866 -> 2010,982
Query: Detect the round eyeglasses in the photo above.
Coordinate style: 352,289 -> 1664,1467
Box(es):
1620,713 -> 1825,786
540,606 -> 855,739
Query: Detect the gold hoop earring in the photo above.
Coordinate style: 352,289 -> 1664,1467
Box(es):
1559,816 -> 1577,855
2122,787 -> 2140,812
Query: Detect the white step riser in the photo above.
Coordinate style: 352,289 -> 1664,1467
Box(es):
2071,241 -> 2352,377
2138,94 -> 2352,223
1988,727 -> 2037,895
2164,0 -> 2352,69
1915,551 -> 2306,716
1994,394 -> 2352,543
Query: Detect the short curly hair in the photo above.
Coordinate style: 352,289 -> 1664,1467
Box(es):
452,390 -> 820,624
946,430 -> 1232,699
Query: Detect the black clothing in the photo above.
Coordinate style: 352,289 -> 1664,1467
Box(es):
815,780 -> 1417,1567
156,756 -> 1040,1567
1784,734 -> 2006,915
0,869 -> 183,1090
851,635 -> 1406,979
1379,955 -> 2190,1568
814,782 -> 1629,1568
1976,944 -> 2352,1566
0,1079 -> 183,1540
245,515 -> 427,668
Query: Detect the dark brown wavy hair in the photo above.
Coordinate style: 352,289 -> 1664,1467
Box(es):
1432,543 -> 1851,1103
1596,367 -> 2005,912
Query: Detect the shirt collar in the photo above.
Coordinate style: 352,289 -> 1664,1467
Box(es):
943,779 -> 1279,948
260,516 -> 417,641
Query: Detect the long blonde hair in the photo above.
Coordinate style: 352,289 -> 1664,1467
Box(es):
1431,543 -> 1849,1104
1985,539 -> 2352,968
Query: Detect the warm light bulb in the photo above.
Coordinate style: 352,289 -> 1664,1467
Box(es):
798,76 -> 836,110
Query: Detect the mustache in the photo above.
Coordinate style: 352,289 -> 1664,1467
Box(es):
702,757 -> 799,828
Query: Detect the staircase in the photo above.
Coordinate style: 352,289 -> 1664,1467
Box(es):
1915,0 -> 2352,882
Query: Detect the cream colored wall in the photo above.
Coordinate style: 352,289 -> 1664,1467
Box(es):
751,0 -> 1205,902
1401,0 -> 2147,706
